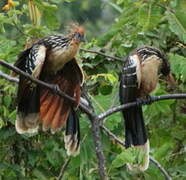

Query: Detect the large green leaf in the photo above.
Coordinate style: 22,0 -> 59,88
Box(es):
166,10 -> 186,43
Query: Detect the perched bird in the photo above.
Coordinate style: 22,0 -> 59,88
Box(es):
14,25 -> 85,156
119,46 -> 175,171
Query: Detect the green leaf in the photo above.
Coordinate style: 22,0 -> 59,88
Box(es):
112,149 -> 135,168
3,95 -> 12,107
137,3 -> 162,31
99,85 -> 113,95
166,11 -> 186,43
33,169 -> 49,180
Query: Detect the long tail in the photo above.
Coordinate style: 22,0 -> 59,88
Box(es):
64,108 -> 80,156
119,59 -> 149,171
122,104 -> 149,171
16,76 -> 40,134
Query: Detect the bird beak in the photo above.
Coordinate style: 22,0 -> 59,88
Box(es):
166,73 -> 177,87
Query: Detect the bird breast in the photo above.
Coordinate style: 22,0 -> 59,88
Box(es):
139,56 -> 162,96
46,43 -> 79,73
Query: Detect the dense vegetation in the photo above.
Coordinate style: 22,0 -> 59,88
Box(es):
0,0 -> 186,179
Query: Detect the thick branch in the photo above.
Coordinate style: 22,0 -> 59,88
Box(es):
101,125 -> 172,180
83,92 -> 108,180
80,48 -> 123,62
0,59 -> 92,116
90,116 -> 108,180
98,94 -> 186,120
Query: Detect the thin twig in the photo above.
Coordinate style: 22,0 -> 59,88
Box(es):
150,157 -> 172,180
80,48 -> 123,62
101,125 -> 172,180
0,70 -> 19,83
57,157 -> 71,180
101,125 -> 125,147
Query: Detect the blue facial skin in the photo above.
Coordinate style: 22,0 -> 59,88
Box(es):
74,33 -> 85,42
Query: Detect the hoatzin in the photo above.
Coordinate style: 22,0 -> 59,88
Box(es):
14,25 -> 85,156
119,46 -> 175,171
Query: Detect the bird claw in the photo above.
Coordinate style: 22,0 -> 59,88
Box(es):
136,95 -> 153,106
53,85 -> 60,94
145,95 -> 153,105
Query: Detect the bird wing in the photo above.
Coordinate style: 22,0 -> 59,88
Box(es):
40,58 -> 83,133
15,45 -> 47,134
120,54 -> 145,147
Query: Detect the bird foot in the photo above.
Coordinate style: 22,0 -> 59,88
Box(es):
53,85 -> 61,94
136,95 -> 153,106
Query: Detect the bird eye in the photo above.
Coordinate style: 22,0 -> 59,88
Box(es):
74,33 -> 81,39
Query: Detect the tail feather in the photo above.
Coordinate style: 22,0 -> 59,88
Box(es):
57,104 -> 70,131
41,94 -> 61,131
64,109 -> 80,156
127,140 -> 150,171
16,77 -> 40,134
123,106 -> 147,147
50,98 -> 65,133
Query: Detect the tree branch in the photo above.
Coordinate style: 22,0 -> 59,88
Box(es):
98,94 -> 186,121
0,59 -> 92,116
0,70 -> 19,83
90,116 -> 108,180
80,48 -> 123,62
101,125 -> 172,180
83,91 -> 108,180
57,157 -> 71,180
150,157 -> 172,180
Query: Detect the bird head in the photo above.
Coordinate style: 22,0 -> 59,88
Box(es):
70,25 -> 85,43
137,46 -> 176,85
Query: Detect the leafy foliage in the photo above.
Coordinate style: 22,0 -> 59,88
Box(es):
0,0 -> 186,179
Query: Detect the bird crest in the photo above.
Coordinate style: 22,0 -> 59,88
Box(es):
67,23 -> 85,37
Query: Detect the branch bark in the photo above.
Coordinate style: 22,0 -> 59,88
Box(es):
57,157 -> 71,180
150,157 -> 172,180
0,70 -> 19,83
98,94 -> 186,121
80,48 -> 123,62
90,116 -> 108,180
83,91 -> 108,180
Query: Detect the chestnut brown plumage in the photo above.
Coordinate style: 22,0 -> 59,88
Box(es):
14,25 -> 85,156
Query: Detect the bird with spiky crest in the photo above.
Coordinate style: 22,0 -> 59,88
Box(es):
14,24 -> 85,156
119,46 -> 175,171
